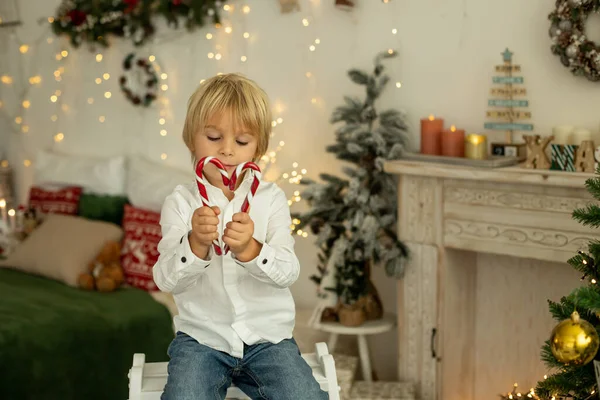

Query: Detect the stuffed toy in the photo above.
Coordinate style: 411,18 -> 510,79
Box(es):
78,240 -> 125,292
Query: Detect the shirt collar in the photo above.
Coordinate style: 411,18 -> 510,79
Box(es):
199,171 -> 255,205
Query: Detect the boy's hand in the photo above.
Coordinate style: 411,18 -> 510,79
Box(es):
189,206 -> 220,259
224,212 -> 262,261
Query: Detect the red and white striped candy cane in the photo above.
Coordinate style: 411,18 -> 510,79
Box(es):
223,161 -> 262,255
195,156 -> 231,256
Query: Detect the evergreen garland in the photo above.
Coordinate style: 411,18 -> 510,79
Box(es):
51,0 -> 227,49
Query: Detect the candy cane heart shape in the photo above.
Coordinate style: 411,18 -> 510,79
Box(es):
223,162 -> 262,255
195,156 -> 231,256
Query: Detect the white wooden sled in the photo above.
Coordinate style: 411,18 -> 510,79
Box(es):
128,342 -> 340,399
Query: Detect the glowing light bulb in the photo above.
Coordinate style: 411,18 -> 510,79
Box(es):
99,116 -> 106,122
50,95 -> 58,103
243,32 -> 250,39
54,133 -> 64,142
309,45 -> 316,51
225,27 -> 232,34
302,18 -> 309,26
243,5 -> 251,13
161,73 -> 168,80
149,55 -> 156,62
396,82 -> 402,88
241,56 -> 247,62
104,91 -> 112,99
160,129 -> 167,136
61,50 -> 68,57
96,54 -> 103,62
23,160 -> 31,167
22,100 -> 30,109
392,28 -> 397,34
103,73 -> 110,80
206,33 -> 213,39
161,153 -> 168,160
19,45 -> 29,54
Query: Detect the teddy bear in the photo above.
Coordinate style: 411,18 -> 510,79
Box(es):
78,240 -> 125,292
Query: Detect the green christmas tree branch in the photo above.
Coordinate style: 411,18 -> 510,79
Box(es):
535,170 -> 600,399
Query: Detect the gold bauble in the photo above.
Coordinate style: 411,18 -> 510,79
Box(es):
550,311 -> 600,366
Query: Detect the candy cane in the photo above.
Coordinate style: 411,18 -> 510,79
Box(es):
223,161 -> 261,255
194,157 -> 262,256
195,156 -> 230,256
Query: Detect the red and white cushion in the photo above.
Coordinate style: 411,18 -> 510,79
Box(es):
28,186 -> 82,215
121,204 -> 161,291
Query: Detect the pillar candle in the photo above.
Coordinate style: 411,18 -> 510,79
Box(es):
8,209 -> 15,232
420,115 -> 444,155
465,134 -> 488,160
441,125 -> 466,157
572,128 -> 593,146
0,199 -> 6,224
552,125 -> 574,145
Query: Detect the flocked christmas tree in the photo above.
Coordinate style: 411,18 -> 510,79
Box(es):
293,50 -> 409,323
533,170 -> 600,399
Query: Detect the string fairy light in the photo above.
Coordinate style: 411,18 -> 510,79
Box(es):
0,2 -> 310,232
0,16 -> 63,171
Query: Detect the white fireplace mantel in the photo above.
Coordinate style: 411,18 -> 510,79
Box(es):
383,160 -> 599,400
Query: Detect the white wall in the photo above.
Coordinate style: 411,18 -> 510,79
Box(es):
3,0 -> 600,384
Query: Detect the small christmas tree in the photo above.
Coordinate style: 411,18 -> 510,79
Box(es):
535,170 -> 600,399
485,48 -> 533,145
293,50 -> 409,323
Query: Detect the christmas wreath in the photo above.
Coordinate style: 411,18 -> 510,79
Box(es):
548,0 -> 600,82
52,0 -> 227,49
119,53 -> 158,107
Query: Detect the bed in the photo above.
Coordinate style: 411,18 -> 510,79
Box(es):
0,267 -> 174,400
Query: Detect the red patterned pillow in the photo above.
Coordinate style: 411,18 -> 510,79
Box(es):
121,204 -> 161,291
29,186 -> 82,215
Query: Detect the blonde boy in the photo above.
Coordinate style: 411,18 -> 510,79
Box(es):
153,73 -> 327,399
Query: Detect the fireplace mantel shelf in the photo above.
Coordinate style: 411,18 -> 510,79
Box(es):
384,160 -> 593,188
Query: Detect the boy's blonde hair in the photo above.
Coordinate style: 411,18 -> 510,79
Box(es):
182,73 -> 272,164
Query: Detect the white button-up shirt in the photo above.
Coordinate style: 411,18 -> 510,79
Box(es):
152,174 -> 300,358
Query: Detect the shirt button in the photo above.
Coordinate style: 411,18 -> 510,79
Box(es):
181,257 -> 187,263
262,259 -> 268,265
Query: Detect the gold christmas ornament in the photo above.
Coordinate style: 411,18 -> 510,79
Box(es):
550,311 -> 600,366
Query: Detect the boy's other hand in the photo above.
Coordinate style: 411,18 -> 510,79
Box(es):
224,212 -> 262,262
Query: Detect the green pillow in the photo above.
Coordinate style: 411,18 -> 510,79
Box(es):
78,193 -> 129,226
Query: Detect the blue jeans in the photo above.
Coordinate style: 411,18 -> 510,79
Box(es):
161,332 -> 329,400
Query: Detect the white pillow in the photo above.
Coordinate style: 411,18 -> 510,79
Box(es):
35,149 -> 126,195
126,155 -> 194,212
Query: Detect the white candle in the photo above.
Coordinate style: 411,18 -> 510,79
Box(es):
572,128 -> 593,145
16,209 -> 23,232
552,125 -> 574,145
8,209 -> 15,232
0,199 -> 6,224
